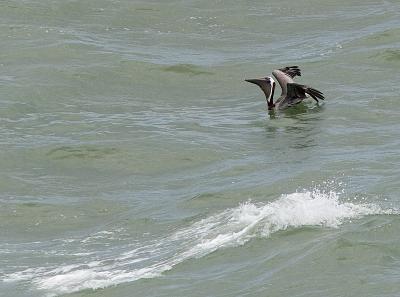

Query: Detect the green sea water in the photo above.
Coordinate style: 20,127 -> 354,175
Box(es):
1,0 -> 400,296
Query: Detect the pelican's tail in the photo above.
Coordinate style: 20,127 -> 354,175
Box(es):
305,87 -> 325,102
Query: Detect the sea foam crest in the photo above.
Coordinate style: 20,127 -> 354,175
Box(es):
3,190 -> 395,296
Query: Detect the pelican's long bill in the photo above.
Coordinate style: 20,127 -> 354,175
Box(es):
245,77 -> 276,109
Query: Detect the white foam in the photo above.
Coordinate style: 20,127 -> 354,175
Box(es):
239,191 -> 390,234
3,190 -> 396,296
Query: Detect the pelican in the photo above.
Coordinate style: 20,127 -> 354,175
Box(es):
245,66 -> 325,110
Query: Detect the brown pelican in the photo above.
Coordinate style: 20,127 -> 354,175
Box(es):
245,66 -> 325,110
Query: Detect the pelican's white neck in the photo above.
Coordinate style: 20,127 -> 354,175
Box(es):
267,77 -> 276,102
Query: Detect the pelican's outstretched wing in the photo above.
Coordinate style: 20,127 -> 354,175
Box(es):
272,67 -> 296,96
278,66 -> 301,79
278,83 -> 325,108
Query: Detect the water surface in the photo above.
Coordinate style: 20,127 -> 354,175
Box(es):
1,0 -> 400,296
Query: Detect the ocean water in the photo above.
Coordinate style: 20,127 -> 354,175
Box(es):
1,0 -> 400,296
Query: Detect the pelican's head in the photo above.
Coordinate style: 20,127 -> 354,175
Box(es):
245,76 -> 276,109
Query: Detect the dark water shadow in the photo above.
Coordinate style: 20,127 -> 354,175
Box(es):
263,102 -> 326,150
371,49 -> 400,62
268,102 -> 325,119
47,146 -> 119,160
160,64 -> 213,76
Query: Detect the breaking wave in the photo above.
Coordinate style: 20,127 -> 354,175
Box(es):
3,190 -> 396,296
